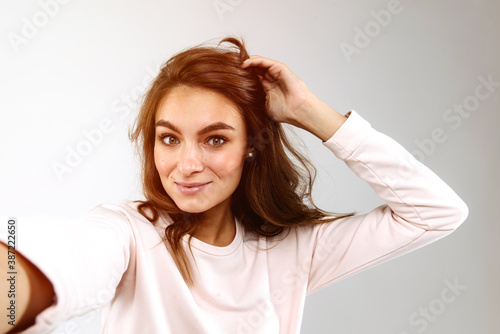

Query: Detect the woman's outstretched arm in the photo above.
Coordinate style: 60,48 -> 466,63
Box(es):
0,241 -> 55,333
0,206 -> 134,333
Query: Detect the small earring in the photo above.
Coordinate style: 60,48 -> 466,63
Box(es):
248,152 -> 254,158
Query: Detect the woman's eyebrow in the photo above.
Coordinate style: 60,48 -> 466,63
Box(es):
155,120 -> 236,135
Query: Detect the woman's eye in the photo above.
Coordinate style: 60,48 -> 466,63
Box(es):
207,136 -> 226,147
161,135 -> 179,145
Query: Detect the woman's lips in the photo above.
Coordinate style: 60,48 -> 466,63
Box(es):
175,182 -> 211,195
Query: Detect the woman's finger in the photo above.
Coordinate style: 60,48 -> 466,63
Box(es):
241,55 -> 281,69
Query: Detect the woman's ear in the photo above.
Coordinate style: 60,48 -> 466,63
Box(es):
246,147 -> 255,161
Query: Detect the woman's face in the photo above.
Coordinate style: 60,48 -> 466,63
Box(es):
154,85 -> 250,214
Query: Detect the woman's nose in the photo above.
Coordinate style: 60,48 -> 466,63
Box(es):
177,144 -> 204,175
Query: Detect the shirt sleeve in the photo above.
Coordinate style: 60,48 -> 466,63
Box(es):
306,110 -> 469,294
0,203 -> 135,334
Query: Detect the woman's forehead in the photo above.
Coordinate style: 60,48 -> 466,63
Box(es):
155,86 -> 245,131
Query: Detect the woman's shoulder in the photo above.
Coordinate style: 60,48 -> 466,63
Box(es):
84,200 -> 139,218
83,201 -> 169,244
82,200 -> 160,230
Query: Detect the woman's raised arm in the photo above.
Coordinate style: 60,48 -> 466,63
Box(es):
243,55 -> 468,293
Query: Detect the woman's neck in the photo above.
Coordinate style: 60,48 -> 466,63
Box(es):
191,200 -> 236,247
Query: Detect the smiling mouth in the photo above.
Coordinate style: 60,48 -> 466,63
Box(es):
176,182 -> 210,187
175,182 -> 211,195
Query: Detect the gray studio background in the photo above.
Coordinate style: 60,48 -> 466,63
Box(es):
0,0 -> 498,333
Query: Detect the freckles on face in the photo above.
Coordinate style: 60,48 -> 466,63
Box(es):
153,86 -> 249,213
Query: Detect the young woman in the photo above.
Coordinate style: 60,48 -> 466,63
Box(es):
0,37 -> 468,333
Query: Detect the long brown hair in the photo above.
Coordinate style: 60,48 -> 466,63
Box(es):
129,36 -> 353,286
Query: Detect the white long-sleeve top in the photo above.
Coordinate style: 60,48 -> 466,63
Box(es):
1,110 -> 468,333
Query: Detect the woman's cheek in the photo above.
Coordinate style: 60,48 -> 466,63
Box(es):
210,151 -> 244,175
154,150 -> 170,175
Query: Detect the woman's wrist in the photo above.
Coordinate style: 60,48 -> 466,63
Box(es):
292,96 -> 348,142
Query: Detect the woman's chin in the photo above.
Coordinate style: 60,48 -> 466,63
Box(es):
175,203 -> 209,214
